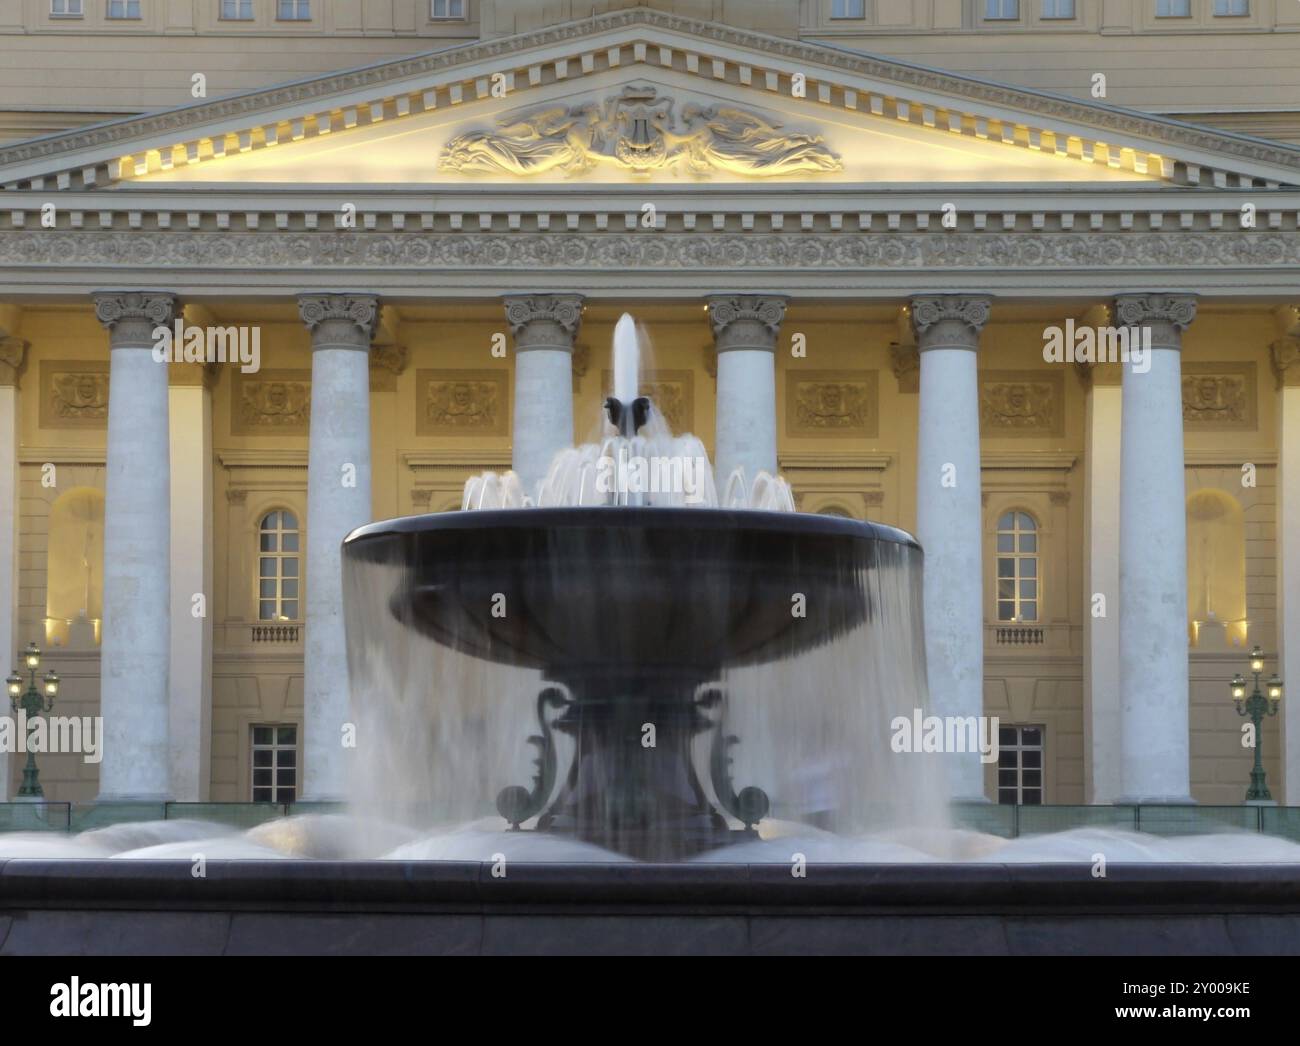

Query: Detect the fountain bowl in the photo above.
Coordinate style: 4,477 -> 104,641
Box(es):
344,507 -> 920,678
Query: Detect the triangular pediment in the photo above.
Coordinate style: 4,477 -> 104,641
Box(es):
2,6 -> 1298,192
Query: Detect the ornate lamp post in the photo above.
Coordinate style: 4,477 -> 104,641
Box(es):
6,642 -> 60,799
1230,645 -> 1284,803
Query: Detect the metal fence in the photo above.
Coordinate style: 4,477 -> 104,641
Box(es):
0,801 -> 344,833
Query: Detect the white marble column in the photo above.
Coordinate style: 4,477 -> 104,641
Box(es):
168,359 -> 213,801
707,295 -> 786,492
93,291 -> 176,801
0,328 -> 24,802
503,294 -> 583,499
1272,317 -> 1300,804
1082,356 -> 1124,804
1115,293 -> 1197,804
911,295 -> 992,802
298,293 -> 378,803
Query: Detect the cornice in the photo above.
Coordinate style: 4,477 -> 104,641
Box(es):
0,8 -> 1297,190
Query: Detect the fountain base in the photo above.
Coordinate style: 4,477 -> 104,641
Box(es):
3,860 -> 1298,955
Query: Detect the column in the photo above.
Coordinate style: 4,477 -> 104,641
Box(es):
1272,312 -> 1300,804
706,294 -> 786,491
503,294 -> 583,498
93,291 -> 176,801
298,293 -> 378,803
0,325 -> 24,802
1114,293 -> 1197,803
168,358 -> 214,801
911,295 -> 992,802
1081,353 -> 1124,803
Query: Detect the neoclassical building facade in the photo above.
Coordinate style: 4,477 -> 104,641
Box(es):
1,5 -> 1299,807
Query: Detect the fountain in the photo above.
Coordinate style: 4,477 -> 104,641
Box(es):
341,313 -> 941,859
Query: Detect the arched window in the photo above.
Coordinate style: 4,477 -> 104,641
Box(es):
996,511 -> 1039,623
258,510 -> 300,621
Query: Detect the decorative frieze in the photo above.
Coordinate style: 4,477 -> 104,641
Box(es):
39,360 -> 109,429
5,232 -> 1300,280
1181,362 -> 1257,430
416,369 -> 508,437
785,371 -> 878,438
980,371 -> 1065,438
232,369 -> 312,435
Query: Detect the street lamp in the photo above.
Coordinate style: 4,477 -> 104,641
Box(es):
1231,645 -> 1284,803
7,641 -> 59,799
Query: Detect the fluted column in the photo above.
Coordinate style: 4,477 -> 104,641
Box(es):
911,295 -> 992,802
94,291 -> 176,801
706,294 -> 786,492
503,294 -> 583,498
1114,293 -> 1197,803
298,293 -> 378,803
0,327 -> 24,802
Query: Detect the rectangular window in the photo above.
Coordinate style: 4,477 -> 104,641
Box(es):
221,0 -> 253,18
251,724 -> 298,803
1213,0 -> 1248,14
430,0 -> 464,18
984,0 -> 1020,18
1041,0 -> 1074,16
1156,0 -> 1191,15
997,725 -> 1044,805
831,0 -> 866,17
277,0 -> 310,19
107,0 -> 140,17
51,0 -> 84,15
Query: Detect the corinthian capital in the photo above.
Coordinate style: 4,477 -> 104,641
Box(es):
502,294 -> 584,351
92,291 -> 177,346
706,295 -> 787,353
297,294 -> 380,349
1113,293 -> 1197,345
909,295 -> 991,350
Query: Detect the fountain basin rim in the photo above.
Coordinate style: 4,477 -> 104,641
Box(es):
344,507 -> 921,555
